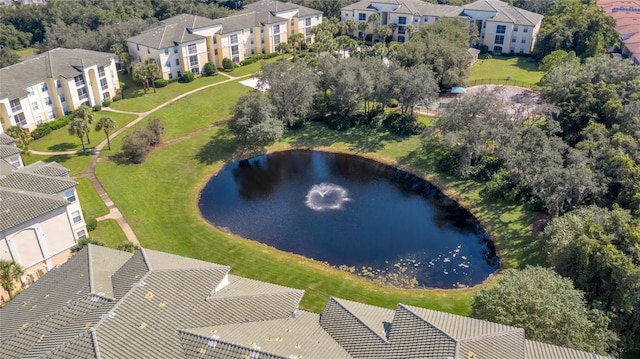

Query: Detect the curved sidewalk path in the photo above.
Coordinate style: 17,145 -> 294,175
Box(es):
34,71 -> 252,246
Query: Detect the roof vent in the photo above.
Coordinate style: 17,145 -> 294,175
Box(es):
108,311 -> 117,319
139,322 -> 148,330
159,300 -> 167,308
145,291 -> 154,300
198,347 -> 207,355
468,352 -> 478,359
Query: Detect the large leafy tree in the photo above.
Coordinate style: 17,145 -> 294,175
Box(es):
0,260 -> 24,300
258,61 -> 318,127
534,0 -> 618,59
95,116 -> 117,150
390,64 -> 438,116
471,266 -> 618,355
229,92 -> 284,146
541,206 -> 640,351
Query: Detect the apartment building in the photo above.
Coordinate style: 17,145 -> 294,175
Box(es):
341,0 -> 543,54
126,0 -> 322,80
0,141 -> 87,299
599,0 -> 640,64
0,48 -> 120,133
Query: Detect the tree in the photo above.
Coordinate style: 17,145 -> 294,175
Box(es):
122,127 -> 152,163
405,24 -> 416,40
287,32 -> 305,57
539,49 -> 580,72
541,206 -> 640,351
68,117 -> 91,153
258,61 -> 318,127
367,12 -> 380,41
132,63 -> 150,93
95,116 -> 117,150
229,91 -> 284,146
390,64 -> 438,116
70,238 -> 104,254
534,0 -> 618,59
110,42 -> 132,73
0,47 -> 20,68
344,18 -> 357,37
5,126 -> 32,152
71,105 -> 95,145
146,117 -> 164,145
471,266 -> 618,355
358,21 -> 369,44
143,59 -> 162,93
0,260 -> 24,300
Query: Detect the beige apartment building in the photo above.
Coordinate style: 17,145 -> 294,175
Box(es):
341,0 -> 543,54
0,48 -> 120,133
126,0 -> 322,80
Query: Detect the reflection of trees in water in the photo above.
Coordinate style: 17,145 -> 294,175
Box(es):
327,152 -> 395,182
232,151 -> 312,200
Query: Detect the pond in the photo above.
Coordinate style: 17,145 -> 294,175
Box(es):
199,150 -> 499,289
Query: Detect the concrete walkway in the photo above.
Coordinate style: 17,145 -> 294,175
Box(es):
35,72 -> 254,246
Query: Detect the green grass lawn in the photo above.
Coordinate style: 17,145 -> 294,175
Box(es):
99,81 -> 251,158
30,111 -> 137,153
469,55 -> 544,85
23,152 -> 92,177
76,177 -> 109,218
91,219 -> 129,249
226,55 -> 290,77
109,74 -> 227,113
15,47 -> 37,57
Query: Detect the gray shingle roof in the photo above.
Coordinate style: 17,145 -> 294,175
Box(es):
343,0 -> 463,17
240,0 -> 322,17
0,133 -> 16,145
463,0 -> 543,26
0,246 -> 613,359
126,14 -> 212,49
0,145 -> 21,159
0,187 -> 68,232
0,48 -> 115,100
0,171 -> 77,194
19,161 -> 70,177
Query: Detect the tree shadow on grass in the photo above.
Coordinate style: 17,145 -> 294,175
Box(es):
194,127 -> 238,165
47,142 -> 78,151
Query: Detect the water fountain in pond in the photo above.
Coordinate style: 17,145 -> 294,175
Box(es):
305,183 -> 351,211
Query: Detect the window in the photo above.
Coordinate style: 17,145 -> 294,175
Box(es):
250,38 -> 254,45
496,25 -> 506,34
273,34 -> 281,47
36,115 -> 43,124
521,38 -> 526,44
273,24 -> 280,34
398,16 -> 407,25
174,46 -> 178,54
175,58 -> 180,66
168,73 -> 173,80
164,48 -> 169,55
166,60 -> 171,67
98,66 -> 105,77
414,17 -> 419,22
231,45 -> 239,56
398,26 -> 406,35
230,34 -> 238,44
77,230 -> 87,239
493,45 -> 503,53
519,48 -> 524,53
136,44 -> 140,51
10,99 -> 21,112
304,27 -> 311,37
189,55 -> 198,67
398,35 -> 405,43
13,113 -> 27,126
147,48 -> 150,54
100,78 -> 108,90
74,75 -> 85,87
514,25 -> 519,32
44,97 -> 52,105
27,87 -> 34,95
359,13 -> 366,21
214,49 -> 218,55
48,110 -> 55,119
71,210 -> 82,223
188,44 -> 197,54
56,80 -> 62,88
177,70 -> 182,78
494,35 -> 504,45
9,155 -> 20,167
250,27 -> 254,34
102,92 -> 110,100
60,94 -> 66,103
305,17 -> 311,26
41,83 -> 48,92
32,102 -> 39,111
77,87 -> 88,100
511,37 -> 516,43
424,16 -> 428,22
192,67 -> 199,74
523,27 -> 528,32
65,189 -> 77,202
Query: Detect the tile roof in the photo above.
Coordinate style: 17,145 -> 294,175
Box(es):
0,187 -> 68,232
0,171 -> 77,194
463,0 -> 543,26
0,133 -> 16,145
19,161 -> 70,177
0,48 -> 115,100
0,246 -> 614,359
126,15 -> 211,49
343,0 -> 464,17
240,0 -> 322,17
0,145 -> 21,159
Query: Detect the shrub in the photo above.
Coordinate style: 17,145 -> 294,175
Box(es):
70,238 -> 104,253
154,78 -> 169,88
387,99 -> 399,108
32,123 -> 52,140
179,71 -> 195,83
202,61 -> 217,76
92,104 -> 102,112
48,115 -> 71,131
222,57 -> 234,71
146,118 -> 165,145
119,81 -> 127,89
116,242 -> 139,252
86,217 -> 98,232
122,128 -> 152,164
102,98 -> 112,107
382,112 -> 424,136
479,44 -> 489,55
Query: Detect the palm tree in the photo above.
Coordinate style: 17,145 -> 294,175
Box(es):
6,125 -> 32,153
71,105 -> 95,145
358,21 -> 369,45
144,59 -> 162,93
375,25 -> 391,43
367,12 -> 380,39
68,117 -> 91,153
389,23 -> 398,40
0,260 -> 24,300
95,116 -> 117,150
287,33 -> 305,58
406,24 -> 416,40
132,63 -> 150,94
345,19 -> 357,37
110,43 -> 132,74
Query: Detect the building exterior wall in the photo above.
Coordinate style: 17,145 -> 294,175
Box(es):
0,58 -> 120,131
